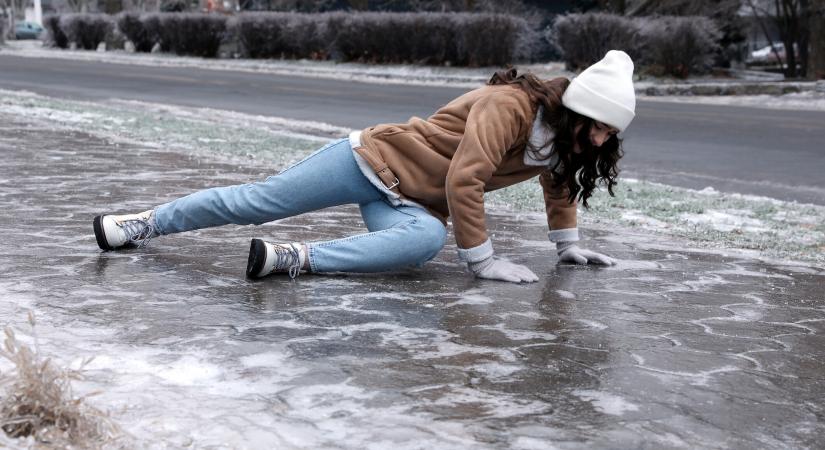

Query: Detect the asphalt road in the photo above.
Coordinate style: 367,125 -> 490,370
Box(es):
2,54 -> 823,204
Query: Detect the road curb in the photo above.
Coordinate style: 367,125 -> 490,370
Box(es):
640,81 -> 819,96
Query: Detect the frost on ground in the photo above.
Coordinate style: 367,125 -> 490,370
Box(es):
2,89 -> 823,267
490,179 -> 825,266
3,90 -> 825,449
641,90 -> 825,112
0,89 -> 330,169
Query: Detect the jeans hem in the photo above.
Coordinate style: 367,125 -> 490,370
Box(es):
151,209 -> 168,236
308,218 -> 422,273
308,244 -> 322,273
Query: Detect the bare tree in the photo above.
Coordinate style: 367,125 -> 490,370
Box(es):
594,0 -> 627,13
65,0 -> 93,12
810,0 -> 825,78
623,0 -> 746,67
0,0 -> 28,40
347,0 -> 368,10
746,0 -> 811,78
0,0 -> 11,41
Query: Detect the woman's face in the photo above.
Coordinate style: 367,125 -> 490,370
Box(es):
573,120 -> 620,153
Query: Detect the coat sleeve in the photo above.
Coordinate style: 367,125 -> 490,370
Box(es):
539,170 -> 578,238
446,93 -> 528,250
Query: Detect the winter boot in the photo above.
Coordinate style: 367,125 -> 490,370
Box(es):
93,210 -> 158,250
246,239 -> 307,279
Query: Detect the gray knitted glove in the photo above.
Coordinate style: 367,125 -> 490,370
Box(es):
458,238 -> 539,283
557,241 -> 617,266
469,256 -> 539,283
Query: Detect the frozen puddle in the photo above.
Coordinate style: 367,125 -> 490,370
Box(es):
573,390 -> 640,416
1,112 -> 825,448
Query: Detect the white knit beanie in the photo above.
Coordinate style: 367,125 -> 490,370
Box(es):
561,50 -> 636,132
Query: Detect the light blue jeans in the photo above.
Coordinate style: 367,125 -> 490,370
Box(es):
153,138 -> 447,273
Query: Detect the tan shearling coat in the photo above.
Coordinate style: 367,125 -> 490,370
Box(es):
357,83 -> 578,250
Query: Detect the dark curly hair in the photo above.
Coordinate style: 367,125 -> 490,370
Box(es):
488,68 -> 624,207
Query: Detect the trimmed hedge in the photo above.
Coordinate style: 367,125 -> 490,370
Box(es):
43,14 -> 113,50
551,13 -> 642,72
234,12 -> 531,66
641,16 -> 721,78
46,11 -> 532,66
41,11 -> 725,74
60,13 -> 225,57
551,13 -> 721,78
61,14 -> 114,50
117,13 -> 152,52
235,12 -> 331,60
148,13 -> 227,57
43,15 -> 69,49
332,12 -> 531,66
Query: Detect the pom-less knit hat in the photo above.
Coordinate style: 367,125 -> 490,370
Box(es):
561,50 -> 636,132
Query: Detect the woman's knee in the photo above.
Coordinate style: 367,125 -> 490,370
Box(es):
405,216 -> 447,264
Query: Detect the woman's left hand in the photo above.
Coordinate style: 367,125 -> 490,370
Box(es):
557,243 -> 617,265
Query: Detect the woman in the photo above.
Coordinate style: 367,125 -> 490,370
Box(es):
93,50 -> 635,284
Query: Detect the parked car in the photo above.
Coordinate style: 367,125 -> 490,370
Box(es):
749,42 -> 799,64
749,43 -> 784,62
15,21 -> 44,40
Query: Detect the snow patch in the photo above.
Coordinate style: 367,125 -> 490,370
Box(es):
573,390 -> 640,416
555,290 -> 576,299
642,91 -> 825,112
679,209 -> 769,233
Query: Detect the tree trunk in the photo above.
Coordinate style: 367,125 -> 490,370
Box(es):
347,0 -> 368,10
776,0 -> 798,78
810,1 -> 825,78
798,0 -> 809,77
0,5 -> 7,43
9,0 -> 15,42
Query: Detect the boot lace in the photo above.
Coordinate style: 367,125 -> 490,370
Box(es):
121,219 -> 156,248
270,243 -> 302,279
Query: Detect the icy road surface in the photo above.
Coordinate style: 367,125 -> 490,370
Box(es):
1,117 -> 824,449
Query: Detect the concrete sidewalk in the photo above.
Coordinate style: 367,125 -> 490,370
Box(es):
1,115 -> 824,448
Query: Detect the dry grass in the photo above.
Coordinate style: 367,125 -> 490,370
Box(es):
0,312 -> 125,449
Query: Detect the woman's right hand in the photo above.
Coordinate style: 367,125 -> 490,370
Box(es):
469,257 -> 539,283
557,243 -> 617,266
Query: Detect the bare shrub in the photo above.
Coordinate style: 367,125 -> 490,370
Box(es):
117,12 -> 152,52
550,12 -> 722,77
454,13 -> 532,66
550,13 -> 642,70
106,25 -> 126,51
334,13 -> 421,64
236,12 -> 332,60
405,13 -> 459,64
43,15 -> 69,49
166,14 -> 227,57
334,12 -> 530,66
46,10 -> 531,64
0,313 -> 123,448
142,13 -> 227,57
334,13 -> 383,63
59,14 -> 115,50
639,16 -> 722,78
141,13 -> 164,51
